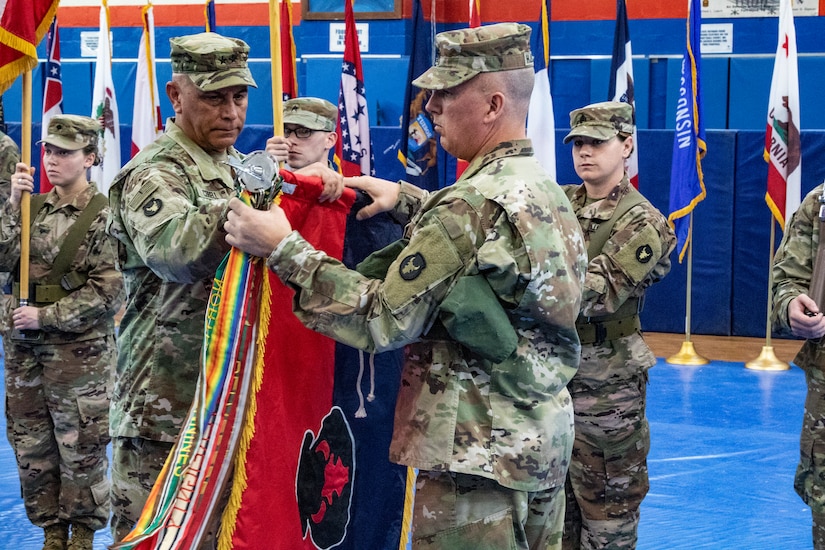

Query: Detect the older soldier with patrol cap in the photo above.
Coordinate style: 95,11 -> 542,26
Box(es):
2,114 -> 123,550
265,97 -> 339,170
559,101 -> 675,550
225,22 -> 587,549
106,31 -> 257,543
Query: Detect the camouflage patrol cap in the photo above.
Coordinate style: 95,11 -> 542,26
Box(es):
412,22 -> 533,90
283,98 -> 337,132
38,114 -> 100,151
170,32 -> 257,91
563,101 -> 634,144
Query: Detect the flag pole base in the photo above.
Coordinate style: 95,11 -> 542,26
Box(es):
745,346 -> 789,371
666,341 -> 709,365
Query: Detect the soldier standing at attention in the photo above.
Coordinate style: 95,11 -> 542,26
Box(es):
265,97 -> 339,170
224,23 -> 587,549
559,101 -> 675,550
0,115 -> 123,550
772,184 -> 825,550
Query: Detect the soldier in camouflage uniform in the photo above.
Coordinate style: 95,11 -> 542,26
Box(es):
0,115 -> 123,550
559,102 -> 675,550
105,32 -> 257,544
772,184 -> 825,550
225,23 -> 587,550
265,97 -> 339,170
0,130 -> 20,353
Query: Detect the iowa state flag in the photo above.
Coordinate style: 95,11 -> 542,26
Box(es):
335,0 -> 375,177
0,0 -> 58,94
667,0 -> 706,263
764,0 -> 801,229
131,3 -> 163,157
608,0 -> 639,188
526,0 -> 556,181
40,17 -> 62,194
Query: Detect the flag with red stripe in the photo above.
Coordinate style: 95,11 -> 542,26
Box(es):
334,0 -> 374,177
281,0 -> 298,101
90,0 -> 122,195
764,0 -> 801,228
131,3 -> 163,157
608,0 -> 639,188
39,17 -> 62,193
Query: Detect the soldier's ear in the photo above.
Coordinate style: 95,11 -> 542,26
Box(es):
167,81 -> 183,113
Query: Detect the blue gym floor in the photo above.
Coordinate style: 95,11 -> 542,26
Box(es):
0,357 -> 812,549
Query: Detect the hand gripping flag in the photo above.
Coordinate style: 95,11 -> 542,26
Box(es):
131,3 -> 163,157
0,0 -> 59,94
40,18 -> 62,193
609,0 -> 639,188
667,0 -> 706,263
90,0 -> 122,195
399,0 -> 442,191
764,0 -> 801,229
334,0 -> 375,177
526,0 -> 556,181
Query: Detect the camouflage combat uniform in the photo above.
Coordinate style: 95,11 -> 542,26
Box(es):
106,118 -> 237,541
267,138 -> 586,549
561,175 -> 675,550
772,183 -> 825,550
0,130 -> 20,300
0,183 -> 123,534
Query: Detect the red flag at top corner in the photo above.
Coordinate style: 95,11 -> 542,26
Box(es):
334,0 -> 375,177
609,0 -> 639,188
764,0 -> 801,229
0,0 -> 59,94
281,0 -> 298,101
40,17 -> 62,194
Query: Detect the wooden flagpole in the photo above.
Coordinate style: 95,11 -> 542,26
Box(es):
18,71 -> 32,307
269,0 -> 284,137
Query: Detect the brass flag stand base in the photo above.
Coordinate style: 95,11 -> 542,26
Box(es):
667,341 -> 709,366
745,346 -> 789,371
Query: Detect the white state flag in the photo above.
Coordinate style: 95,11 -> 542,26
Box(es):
131,2 -> 162,156
526,0 -> 556,181
90,0 -> 121,195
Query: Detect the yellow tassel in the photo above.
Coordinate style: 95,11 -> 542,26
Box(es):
218,270 -> 273,550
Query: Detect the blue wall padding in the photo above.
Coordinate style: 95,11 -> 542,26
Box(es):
8,119 -> 825,338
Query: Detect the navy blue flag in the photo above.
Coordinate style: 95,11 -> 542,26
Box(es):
205,0 -> 216,32
667,0 -> 706,262
398,0 -> 443,191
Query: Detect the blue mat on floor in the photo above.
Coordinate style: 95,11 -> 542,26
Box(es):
0,355 -> 811,549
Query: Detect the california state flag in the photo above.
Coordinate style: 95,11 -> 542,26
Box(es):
131,2 -> 162,156
90,0 -> 121,195
764,0 -> 801,229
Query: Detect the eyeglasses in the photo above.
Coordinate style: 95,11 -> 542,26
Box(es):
283,127 -> 317,139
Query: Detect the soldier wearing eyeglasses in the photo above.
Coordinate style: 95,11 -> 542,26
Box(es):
265,97 -> 338,170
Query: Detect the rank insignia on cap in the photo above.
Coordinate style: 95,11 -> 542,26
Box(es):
143,198 -> 163,217
636,244 -> 653,263
399,253 -> 426,281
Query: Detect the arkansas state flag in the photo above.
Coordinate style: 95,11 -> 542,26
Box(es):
764,0 -> 801,229
90,0 -> 121,195
131,3 -> 163,157
334,0 -> 375,177
40,18 -> 62,193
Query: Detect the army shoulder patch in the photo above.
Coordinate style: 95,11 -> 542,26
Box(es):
635,244 -> 653,264
399,252 -> 426,281
143,198 -> 163,217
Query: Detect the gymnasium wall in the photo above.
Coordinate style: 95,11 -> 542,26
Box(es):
5,0 -> 825,337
